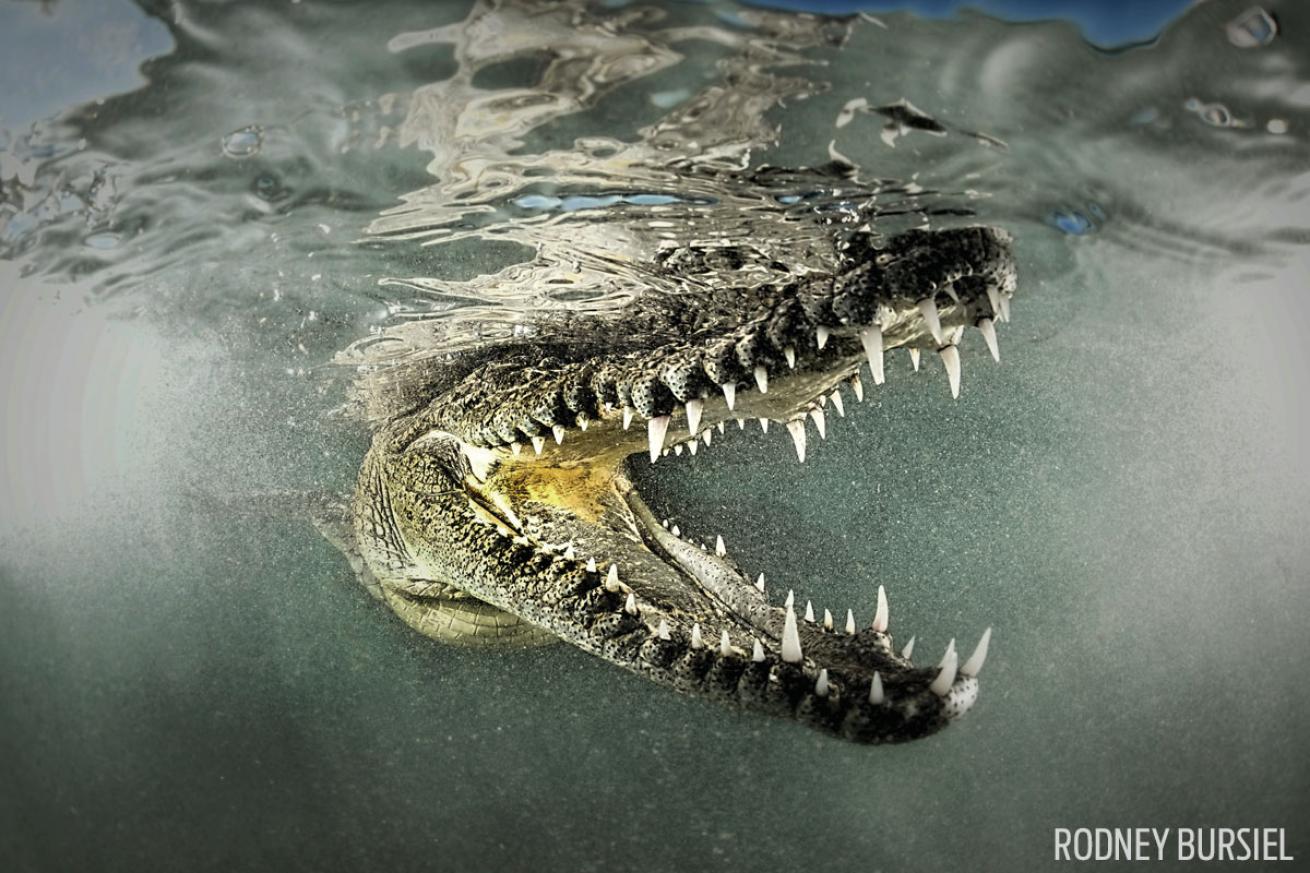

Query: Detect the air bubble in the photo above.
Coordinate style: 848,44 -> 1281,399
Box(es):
650,89 -> 690,109
221,125 -> 263,159
84,232 -> 121,249
1184,98 -> 1235,128
1226,7 -> 1277,48
1048,203 -> 1105,236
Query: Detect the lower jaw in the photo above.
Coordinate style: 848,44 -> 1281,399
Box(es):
455,449 -> 985,743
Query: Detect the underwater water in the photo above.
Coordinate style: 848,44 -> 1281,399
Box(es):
2,0 -> 1308,870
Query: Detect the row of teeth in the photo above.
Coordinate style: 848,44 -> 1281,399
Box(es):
652,309 -> 1002,464
552,535 -> 991,705
495,292 -> 1006,458
503,300 -> 1007,461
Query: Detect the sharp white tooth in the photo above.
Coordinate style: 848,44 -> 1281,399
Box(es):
999,294 -> 1011,322
754,365 -> 769,393
869,671 -> 885,704
577,416 -> 589,431
624,592 -> 638,615
510,441 -> 522,456
758,417 -> 770,433
688,439 -> 698,456
845,609 -> 856,635
859,324 -> 885,385
909,347 -> 922,371
552,424 -> 566,445
752,639 -> 765,662
901,635 -> 916,659
829,390 -> 844,417
717,420 -> 725,434
942,638 -> 957,663
978,317 -> 1000,362
787,419 -> 807,462
622,406 -> 634,430
662,519 -> 669,528
872,584 -> 889,633
816,326 -> 831,349
940,345 -> 961,399
531,436 -> 545,455
930,647 -> 959,696
918,297 -> 944,344
690,623 -> 703,649
721,383 -> 736,411
671,524 -> 680,537
606,564 -> 621,591
657,619 -> 671,640
815,668 -> 830,698
986,285 -> 1001,319
804,600 -> 815,622
586,557 -> 598,573
961,627 -> 991,677
648,415 -> 671,462
702,429 -> 711,446
809,407 -> 826,439
736,418 -> 745,429
784,346 -> 797,369
817,393 -> 826,407
564,543 -> 576,560
822,608 -> 833,631
674,444 -> 683,456
781,603 -> 803,663
685,398 -> 704,435
720,629 -> 732,657
715,535 -> 726,557
755,573 -> 765,593
663,449 -> 670,457
785,589 -> 795,608
850,374 -> 864,402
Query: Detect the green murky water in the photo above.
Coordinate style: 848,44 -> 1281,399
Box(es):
2,1 -> 1308,870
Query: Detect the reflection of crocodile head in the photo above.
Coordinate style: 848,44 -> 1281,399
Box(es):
339,222 -> 1016,744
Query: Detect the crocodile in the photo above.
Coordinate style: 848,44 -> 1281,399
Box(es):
323,213 -> 1016,745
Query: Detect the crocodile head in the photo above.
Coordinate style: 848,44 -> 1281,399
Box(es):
350,224 -> 1016,744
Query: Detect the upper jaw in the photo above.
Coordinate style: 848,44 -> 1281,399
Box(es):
422,225 -> 1016,466
460,282 -> 1013,473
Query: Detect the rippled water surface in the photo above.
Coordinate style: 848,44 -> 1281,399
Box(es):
2,1 -> 1308,870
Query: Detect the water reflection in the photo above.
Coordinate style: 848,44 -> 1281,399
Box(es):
3,0 -> 1302,332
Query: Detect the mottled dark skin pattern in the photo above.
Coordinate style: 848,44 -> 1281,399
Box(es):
330,220 -> 1016,744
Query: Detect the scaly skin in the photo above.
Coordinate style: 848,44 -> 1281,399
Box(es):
340,224 -> 1016,744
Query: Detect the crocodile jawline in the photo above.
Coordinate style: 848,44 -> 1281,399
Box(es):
342,224 -> 1016,744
